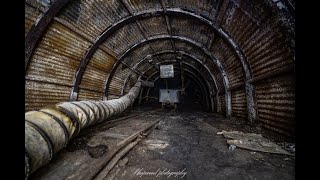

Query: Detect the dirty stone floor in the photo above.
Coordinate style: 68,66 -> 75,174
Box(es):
107,108 -> 295,180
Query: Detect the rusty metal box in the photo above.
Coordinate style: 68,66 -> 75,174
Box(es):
160,64 -> 174,78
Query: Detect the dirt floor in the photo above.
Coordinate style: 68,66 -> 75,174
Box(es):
107,107 -> 295,180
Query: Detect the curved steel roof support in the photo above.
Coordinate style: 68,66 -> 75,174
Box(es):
122,51 -> 214,112
142,60 -> 217,113
25,0 -> 70,71
121,50 -> 216,95
65,8 -> 253,119
103,35 -> 229,115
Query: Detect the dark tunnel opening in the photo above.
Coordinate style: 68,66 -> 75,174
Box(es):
138,61 -> 212,112
146,74 -> 207,112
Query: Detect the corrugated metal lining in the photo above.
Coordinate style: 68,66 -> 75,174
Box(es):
79,49 -> 115,92
153,54 -> 176,63
124,73 -> 139,94
148,40 -> 172,53
26,21 -> 91,85
170,16 -> 213,46
102,22 -> 145,56
231,88 -> 247,119
221,2 -> 262,48
25,80 -> 70,112
204,60 -> 225,93
139,16 -> 168,37
210,37 -> 244,87
174,41 -> 206,61
136,62 -> 152,74
26,0 -> 48,12
243,30 -> 293,78
219,93 -> 226,114
108,66 -> 131,96
125,0 -> 162,13
220,0 -> 294,79
255,73 -> 295,137
165,0 -> 218,19
25,4 -> 43,37
57,0 -> 129,40
122,45 -> 153,67
77,89 -> 103,101
144,68 -> 157,78
79,66 -> 107,92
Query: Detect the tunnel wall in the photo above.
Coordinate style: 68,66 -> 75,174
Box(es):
25,0 -> 295,137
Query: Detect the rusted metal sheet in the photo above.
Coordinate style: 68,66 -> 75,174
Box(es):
210,37 -> 244,87
231,88 -> 247,119
25,4 -> 43,37
108,67 -> 131,96
219,93 -> 226,114
102,23 -> 145,56
165,0 -> 219,19
149,40 -> 173,53
255,73 -> 295,137
205,60 -> 224,93
139,16 -> 168,37
79,66 -> 107,92
26,21 -> 91,87
25,0 -> 70,70
77,89 -> 103,101
57,0 -> 129,40
136,62 -> 151,75
122,45 -> 153,68
125,0 -> 162,12
174,41 -> 206,61
79,49 -> 115,93
25,80 -> 70,112
171,15 -> 213,46
25,0 -> 48,13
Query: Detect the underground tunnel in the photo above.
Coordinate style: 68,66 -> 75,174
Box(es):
25,0 -> 295,179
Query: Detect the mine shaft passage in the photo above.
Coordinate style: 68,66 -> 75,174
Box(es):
25,0 -> 295,179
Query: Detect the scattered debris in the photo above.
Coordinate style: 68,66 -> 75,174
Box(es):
118,157 -> 129,167
219,131 -> 294,156
229,145 -> 236,151
143,139 -> 170,150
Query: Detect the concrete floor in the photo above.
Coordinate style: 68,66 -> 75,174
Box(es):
107,108 -> 295,180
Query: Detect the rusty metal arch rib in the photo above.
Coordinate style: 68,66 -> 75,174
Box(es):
25,3 -> 255,119
70,8 -> 247,96
67,8 -> 256,118
121,50 -> 217,96
103,35 -> 231,116
25,0 -> 69,71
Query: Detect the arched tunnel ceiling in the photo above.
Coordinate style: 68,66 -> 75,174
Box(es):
25,0 -> 295,137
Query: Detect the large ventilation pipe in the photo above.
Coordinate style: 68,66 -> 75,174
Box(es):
25,80 -> 149,179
